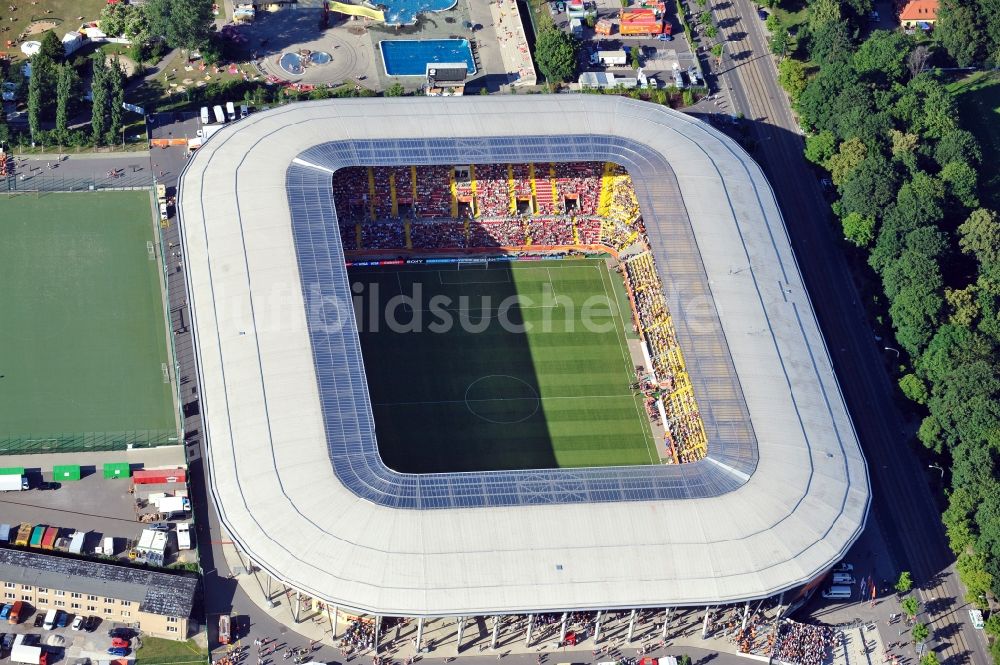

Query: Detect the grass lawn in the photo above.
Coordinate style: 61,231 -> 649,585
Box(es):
0,191 -> 177,452
0,0 -> 106,61
350,258 -> 657,473
135,637 -> 206,665
948,72 -> 1000,209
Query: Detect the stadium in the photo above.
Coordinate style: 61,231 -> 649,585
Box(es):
177,96 -> 870,621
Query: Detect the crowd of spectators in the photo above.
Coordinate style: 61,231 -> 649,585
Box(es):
530,218 -> 575,246
473,164 -> 512,216
410,221 -> 466,249
771,621 -> 834,665
0,152 -> 11,178
470,218 -> 526,246
361,222 -> 406,250
338,618 -> 376,654
339,223 -> 356,251
413,165 -> 452,217
624,251 -> 707,463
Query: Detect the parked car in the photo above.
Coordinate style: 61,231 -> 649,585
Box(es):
833,562 -> 854,572
55,612 -> 70,629
111,637 -> 130,648
0,604 -> 11,620
33,614 -> 45,628
108,647 -> 131,657
108,627 -> 133,640
70,615 -> 84,631
1,632 -> 14,650
148,523 -> 172,532
84,616 -> 100,632
757,7 -> 768,19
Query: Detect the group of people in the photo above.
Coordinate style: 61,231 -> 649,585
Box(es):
771,621 -> 834,665
0,151 -> 10,178
623,251 -> 708,463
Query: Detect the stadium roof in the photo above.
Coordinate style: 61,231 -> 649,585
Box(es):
177,96 -> 869,617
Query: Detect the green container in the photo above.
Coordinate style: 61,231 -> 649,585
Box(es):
29,526 -> 45,547
52,465 -> 82,481
103,462 -> 131,479
0,467 -> 25,476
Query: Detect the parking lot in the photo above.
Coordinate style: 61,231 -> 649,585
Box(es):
0,608 -> 141,664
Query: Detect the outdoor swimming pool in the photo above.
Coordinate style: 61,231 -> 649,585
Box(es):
379,39 -> 476,77
381,0 -> 456,25
279,51 -> 333,76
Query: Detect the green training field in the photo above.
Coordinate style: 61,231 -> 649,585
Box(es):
949,72 -> 1000,208
0,192 -> 177,453
350,258 -> 657,473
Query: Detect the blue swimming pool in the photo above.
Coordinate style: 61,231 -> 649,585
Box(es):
381,0 -> 456,25
379,39 -> 476,77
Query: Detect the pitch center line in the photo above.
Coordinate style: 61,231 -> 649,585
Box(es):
373,394 -> 639,407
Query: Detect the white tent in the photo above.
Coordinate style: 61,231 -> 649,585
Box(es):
20,41 -> 41,57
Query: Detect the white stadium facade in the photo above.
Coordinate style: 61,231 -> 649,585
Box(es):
177,96 -> 870,624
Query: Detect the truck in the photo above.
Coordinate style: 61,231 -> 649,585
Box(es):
29,526 -> 45,548
591,50 -> 628,66
218,615 -> 231,645
15,523 -> 32,546
200,106 -> 210,124
0,475 -> 28,491
11,643 -> 46,665
156,184 -> 167,204
9,600 -> 24,624
177,522 -> 192,550
42,609 -> 57,630
40,527 -> 58,550
213,105 -> 225,124
68,531 -> 85,555
619,8 -> 667,35
225,101 -> 236,121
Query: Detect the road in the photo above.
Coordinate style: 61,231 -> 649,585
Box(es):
696,3 -> 988,665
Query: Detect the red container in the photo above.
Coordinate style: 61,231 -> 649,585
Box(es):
41,527 -> 59,550
132,468 -> 186,485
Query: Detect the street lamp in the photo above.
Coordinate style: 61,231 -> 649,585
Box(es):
884,346 -> 900,358
928,463 -> 944,478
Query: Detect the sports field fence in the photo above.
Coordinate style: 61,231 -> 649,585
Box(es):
2,172 -> 154,194
0,430 -> 180,455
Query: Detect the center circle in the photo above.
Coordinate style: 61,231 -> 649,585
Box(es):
464,375 -> 541,424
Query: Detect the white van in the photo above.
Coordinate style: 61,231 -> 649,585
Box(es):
832,572 -> 855,585
225,101 -> 236,121
200,106 -> 209,125
822,585 -> 852,600
213,105 -> 225,124
42,608 -> 58,630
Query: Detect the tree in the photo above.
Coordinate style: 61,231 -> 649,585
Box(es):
842,212 -> 876,247
945,287 -> 979,327
27,61 -> 44,139
920,652 -> 939,665
935,128 -> 982,167
911,622 -> 930,644
765,12 -> 781,32
809,19 -> 854,64
37,30 -> 63,64
145,0 -> 214,51
54,64 -> 79,141
896,570 -> 914,594
705,25 -> 718,39
959,209 -> 1000,268
828,137 -> 867,185
90,53 -> 109,144
935,0 -> 985,66
901,595 -> 920,617
889,129 -> 918,157
534,28 -> 577,83
700,11 -> 712,25
769,28 -> 790,57
711,43 -> 724,61
804,130 -> 837,165
839,154 -> 899,220
852,30 -> 912,83
940,160 -> 979,208
899,373 -> 928,404
778,58 -> 809,100
906,44 -> 931,77
107,58 -> 126,145
385,82 -> 405,97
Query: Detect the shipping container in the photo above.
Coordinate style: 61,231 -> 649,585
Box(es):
29,525 -> 46,548
103,462 -> 131,479
619,8 -> 665,34
41,526 -> 58,550
0,467 -> 26,476
68,532 -> 85,554
52,465 -> 81,481
132,468 -> 187,485
53,537 -> 70,552
9,600 -> 24,624
0,524 -> 11,543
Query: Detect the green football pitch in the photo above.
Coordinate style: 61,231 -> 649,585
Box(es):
350,258 -> 658,473
0,192 -> 177,452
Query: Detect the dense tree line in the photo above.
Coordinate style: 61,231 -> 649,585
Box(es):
935,0 -> 1000,68
775,0 -> 1000,652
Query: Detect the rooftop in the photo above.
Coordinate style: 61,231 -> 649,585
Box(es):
0,547 -> 196,618
177,96 -> 869,617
